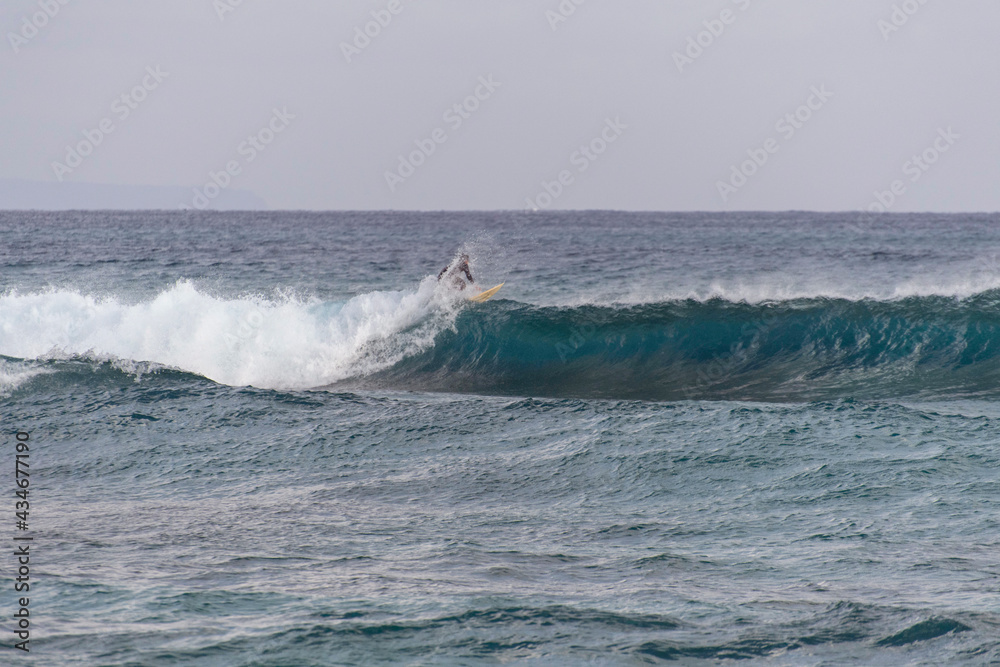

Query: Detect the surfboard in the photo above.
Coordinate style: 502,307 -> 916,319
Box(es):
468,283 -> 504,303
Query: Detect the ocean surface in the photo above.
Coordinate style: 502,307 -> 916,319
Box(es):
2,210 -> 999,666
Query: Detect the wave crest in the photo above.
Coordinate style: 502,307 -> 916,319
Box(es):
8,285 -> 1000,400
340,291 -> 1000,401
0,281 -> 461,390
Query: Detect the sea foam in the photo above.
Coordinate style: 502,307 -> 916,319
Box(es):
0,280 -> 462,390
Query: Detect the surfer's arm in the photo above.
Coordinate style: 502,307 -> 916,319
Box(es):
437,266 -> 449,280
461,266 -> 474,283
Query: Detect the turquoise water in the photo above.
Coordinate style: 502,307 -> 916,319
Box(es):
2,211 -> 999,665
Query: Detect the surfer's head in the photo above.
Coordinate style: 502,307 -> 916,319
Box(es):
459,254 -> 470,264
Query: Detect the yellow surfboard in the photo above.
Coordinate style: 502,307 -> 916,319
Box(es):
468,283 -> 504,303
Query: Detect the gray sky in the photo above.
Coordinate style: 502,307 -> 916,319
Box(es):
1,0 -> 997,211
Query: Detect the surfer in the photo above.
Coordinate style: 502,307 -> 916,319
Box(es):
438,254 -> 476,291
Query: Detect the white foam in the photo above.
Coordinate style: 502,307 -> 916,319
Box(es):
0,360 -> 51,397
549,274 -> 1000,307
0,280 -> 463,390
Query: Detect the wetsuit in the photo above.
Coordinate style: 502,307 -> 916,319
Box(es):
438,260 -> 475,290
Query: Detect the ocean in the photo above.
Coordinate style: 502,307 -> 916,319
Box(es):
1,210 -> 999,666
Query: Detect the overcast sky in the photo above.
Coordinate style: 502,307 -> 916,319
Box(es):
1,1 -> 997,211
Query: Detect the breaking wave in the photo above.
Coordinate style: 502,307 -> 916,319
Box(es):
6,282 -> 1000,401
